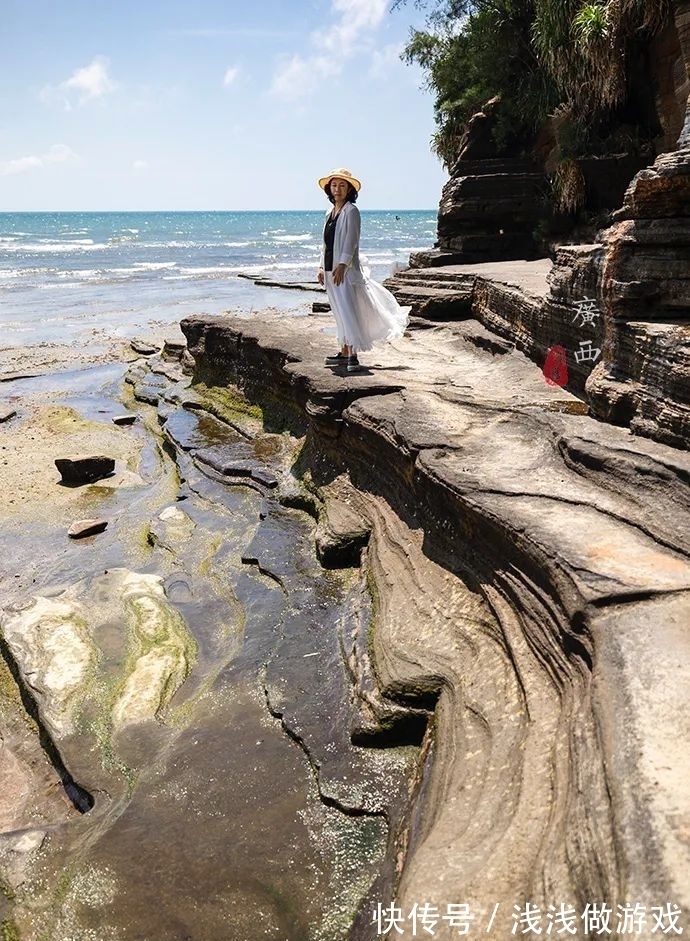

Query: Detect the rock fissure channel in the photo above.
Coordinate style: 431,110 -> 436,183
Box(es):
0,631 -> 95,817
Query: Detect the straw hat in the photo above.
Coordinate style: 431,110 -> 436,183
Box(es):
318,167 -> 361,191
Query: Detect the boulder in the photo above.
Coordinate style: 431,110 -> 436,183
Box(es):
130,338 -> 160,356
67,518 -> 108,538
55,455 -> 115,484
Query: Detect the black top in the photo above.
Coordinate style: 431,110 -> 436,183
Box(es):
323,212 -> 338,272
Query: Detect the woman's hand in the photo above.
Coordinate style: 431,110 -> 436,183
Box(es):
317,268 -> 324,285
332,263 -> 347,286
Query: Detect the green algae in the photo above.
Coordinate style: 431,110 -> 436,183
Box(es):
0,877 -> 16,904
0,657 -> 33,735
191,382 -> 263,426
111,576 -> 198,728
0,918 -> 20,941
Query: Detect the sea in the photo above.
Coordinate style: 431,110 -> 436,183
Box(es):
0,210 -> 437,347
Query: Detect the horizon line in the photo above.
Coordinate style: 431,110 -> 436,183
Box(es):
0,207 -> 438,214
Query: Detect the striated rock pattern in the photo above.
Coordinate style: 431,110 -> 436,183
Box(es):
385,258 -> 609,392
586,144 -> 690,446
181,311 -> 690,939
414,159 -> 545,268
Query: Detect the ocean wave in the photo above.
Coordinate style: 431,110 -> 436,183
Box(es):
1,241 -> 109,254
180,266 -> 235,275
272,234 -> 312,242
237,262 -> 313,276
132,261 -> 177,271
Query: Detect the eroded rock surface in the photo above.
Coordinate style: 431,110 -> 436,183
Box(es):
0,357 -> 420,941
179,310 -> 690,939
586,145 -> 690,447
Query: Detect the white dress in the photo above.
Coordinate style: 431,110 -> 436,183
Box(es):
320,202 -> 409,353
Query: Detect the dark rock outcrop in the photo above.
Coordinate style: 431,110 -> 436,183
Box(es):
432,158 -> 545,265
55,455 -> 115,484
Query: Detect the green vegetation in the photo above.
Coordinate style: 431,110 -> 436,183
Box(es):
397,0 -> 671,169
191,382 -> 263,426
0,918 -> 20,941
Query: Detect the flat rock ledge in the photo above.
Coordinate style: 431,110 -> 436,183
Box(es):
181,310 -> 690,938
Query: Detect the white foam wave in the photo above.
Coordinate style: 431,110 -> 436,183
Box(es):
1,241 -> 108,254
132,261 -> 177,271
180,266 -> 234,275
273,234 -> 312,242
238,262 -> 312,275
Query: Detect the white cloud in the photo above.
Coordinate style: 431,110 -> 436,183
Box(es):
270,54 -> 338,100
270,0 -> 388,100
324,0 -> 388,55
132,159 -> 149,172
369,42 -> 405,77
0,144 -> 78,177
223,66 -> 240,87
41,56 -> 117,109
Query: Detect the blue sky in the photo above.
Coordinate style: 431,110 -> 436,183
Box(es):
0,0 -> 447,211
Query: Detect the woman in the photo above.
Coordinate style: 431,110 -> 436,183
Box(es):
317,168 -> 409,373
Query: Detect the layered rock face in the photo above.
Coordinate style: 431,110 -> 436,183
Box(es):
586,148 -> 690,444
412,159 -> 545,268
385,256 -> 607,394
392,2 -> 690,448
409,99 -> 544,268
179,311 -> 690,940
583,2 -> 690,444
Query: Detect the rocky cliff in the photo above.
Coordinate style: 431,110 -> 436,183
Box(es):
176,310 -> 690,939
386,2 -> 690,452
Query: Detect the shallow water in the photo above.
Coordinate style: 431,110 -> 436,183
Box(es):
0,363 -> 417,940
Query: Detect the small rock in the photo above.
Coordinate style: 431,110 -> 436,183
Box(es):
130,338 -> 160,356
112,414 -> 137,426
162,339 -> 186,360
311,301 -> 331,313
181,349 -> 196,374
0,405 -> 17,423
55,456 -> 115,484
68,519 -> 108,539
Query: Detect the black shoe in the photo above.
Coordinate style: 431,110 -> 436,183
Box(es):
325,352 -> 346,365
347,355 -> 364,373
